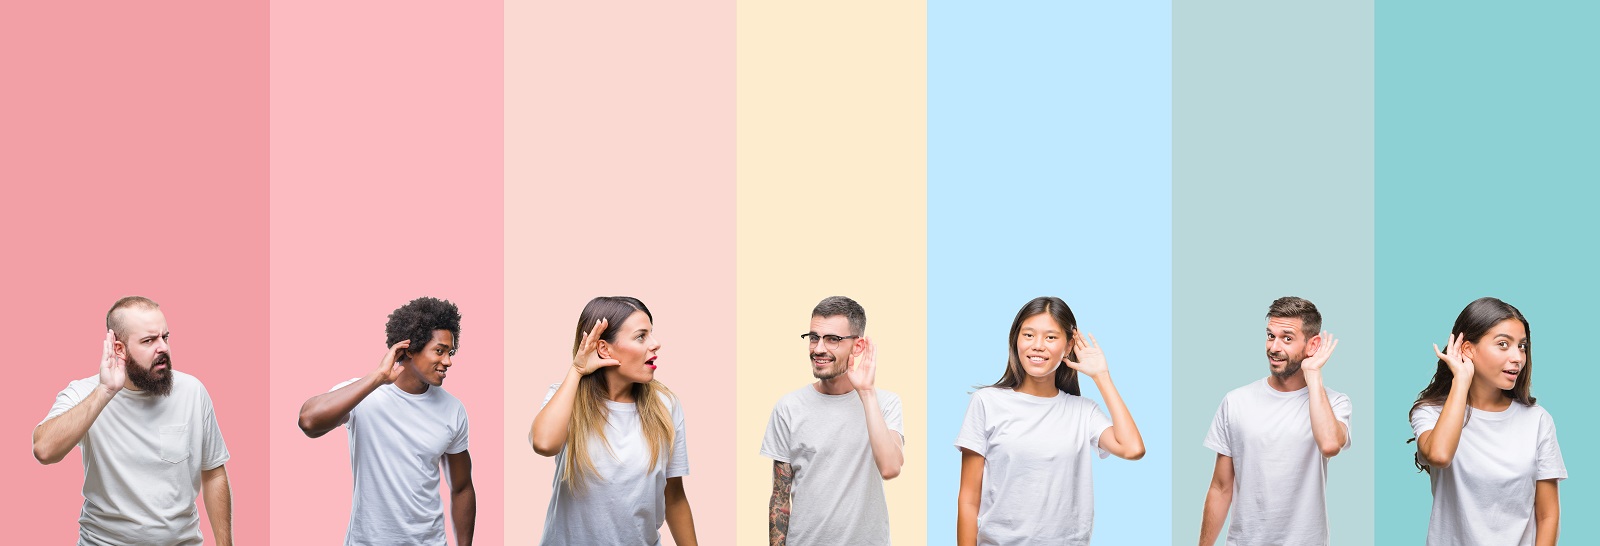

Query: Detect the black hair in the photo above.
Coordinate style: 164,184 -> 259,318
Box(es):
385,296 -> 462,355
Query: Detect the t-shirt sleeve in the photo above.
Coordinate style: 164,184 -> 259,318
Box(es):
445,402 -> 470,455
330,378 -> 362,430
759,399 -> 791,463
200,385 -> 231,470
954,390 -> 989,457
1202,397 -> 1231,457
1087,399 -> 1114,459
1409,404 -> 1441,437
1332,390 -> 1353,449
539,383 -> 560,409
881,391 -> 905,441
666,394 -> 690,478
41,379 -> 92,428
1536,410 -> 1567,482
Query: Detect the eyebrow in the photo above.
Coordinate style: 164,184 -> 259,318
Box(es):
1268,328 -> 1297,335
1492,334 -> 1524,342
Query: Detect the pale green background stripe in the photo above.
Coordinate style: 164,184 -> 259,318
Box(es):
1374,2 -> 1600,544
1173,1 -> 1375,544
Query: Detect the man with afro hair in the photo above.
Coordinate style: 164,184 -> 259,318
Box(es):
298,296 -> 476,545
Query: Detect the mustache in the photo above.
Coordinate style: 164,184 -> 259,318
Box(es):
154,353 -> 172,366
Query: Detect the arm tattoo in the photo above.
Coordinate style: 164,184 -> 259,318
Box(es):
770,461 -> 793,546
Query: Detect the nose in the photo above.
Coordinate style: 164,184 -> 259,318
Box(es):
156,338 -> 170,353
441,353 -> 453,367
1267,338 -> 1283,353
1509,347 -> 1524,364
649,335 -> 661,352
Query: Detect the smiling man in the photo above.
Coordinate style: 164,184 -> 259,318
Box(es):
33,296 -> 232,545
762,296 -> 905,546
1198,296 -> 1351,546
298,296 -> 475,546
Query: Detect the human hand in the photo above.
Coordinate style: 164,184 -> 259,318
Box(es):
572,318 -> 621,376
1064,330 -> 1108,378
1302,331 -> 1338,373
100,330 -> 126,394
1433,332 -> 1473,382
374,340 -> 410,385
846,336 -> 877,392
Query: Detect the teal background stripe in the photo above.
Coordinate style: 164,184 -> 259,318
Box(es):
1172,1 -> 1375,544
1373,2 -> 1600,543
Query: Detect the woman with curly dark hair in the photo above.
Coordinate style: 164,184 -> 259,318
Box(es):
1410,297 -> 1565,545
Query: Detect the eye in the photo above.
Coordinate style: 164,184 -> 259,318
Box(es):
825,335 -> 845,344
1046,335 -> 1057,341
1023,333 -> 1033,339
1283,337 -> 1292,343
1497,341 -> 1508,349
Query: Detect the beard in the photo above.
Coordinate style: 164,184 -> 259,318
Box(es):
811,350 -> 847,380
1268,350 -> 1303,382
128,352 -> 174,397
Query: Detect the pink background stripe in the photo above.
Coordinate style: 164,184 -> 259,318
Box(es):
503,0 -> 736,542
2,1 -> 270,542
268,0 -> 504,543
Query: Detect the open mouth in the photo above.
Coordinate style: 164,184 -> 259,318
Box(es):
1502,369 -> 1519,381
646,356 -> 658,370
1027,355 -> 1049,365
812,355 -> 833,368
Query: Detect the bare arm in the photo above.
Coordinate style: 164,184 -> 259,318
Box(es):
1534,479 -> 1559,546
769,461 -> 792,546
847,337 -> 903,480
1300,333 -> 1347,458
1072,332 -> 1145,460
1417,334 -> 1474,468
956,449 -> 985,546
202,465 -> 232,546
298,340 -> 410,438
446,450 -> 475,546
530,320 -> 619,456
1199,454 -> 1234,546
34,331 -> 126,464
664,476 -> 697,546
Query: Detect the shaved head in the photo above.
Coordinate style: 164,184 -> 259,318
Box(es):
106,296 -> 160,339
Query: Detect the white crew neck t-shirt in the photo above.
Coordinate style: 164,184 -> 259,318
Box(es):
1410,402 -> 1566,546
43,371 -> 230,546
333,379 -> 470,546
954,387 -> 1114,546
761,386 -> 905,546
538,383 -> 690,546
1204,378 -> 1352,546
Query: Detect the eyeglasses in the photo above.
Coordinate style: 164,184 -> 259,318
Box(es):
800,333 -> 859,349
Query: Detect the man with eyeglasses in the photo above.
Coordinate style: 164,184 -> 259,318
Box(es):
762,296 -> 905,546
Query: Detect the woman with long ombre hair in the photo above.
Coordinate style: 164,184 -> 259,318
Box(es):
530,297 -> 696,545
1410,297 -> 1564,545
955,296 -> 1145,546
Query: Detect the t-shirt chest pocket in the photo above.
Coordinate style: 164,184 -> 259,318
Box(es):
159,424 -> 191,464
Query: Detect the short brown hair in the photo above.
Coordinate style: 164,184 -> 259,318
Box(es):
812,296 -> 866,336
106,296 -> 160,339
1266,296 -> 1320,336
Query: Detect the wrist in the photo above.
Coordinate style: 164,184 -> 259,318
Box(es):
96,383 -> 120,399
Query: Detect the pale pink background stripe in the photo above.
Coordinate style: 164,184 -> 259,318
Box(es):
504,0 -> 736,543
269,1 -> 504,543
2,1 -> 270,543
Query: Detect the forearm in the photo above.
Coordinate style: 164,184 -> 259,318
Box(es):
1198,486 -> 1231,546
957,504 -> 978,546
769,462 -> 792,546
530,367 -> 583,456
857,390 -> 903,479
1534,480 -> 1559,546
1092,372 -> 1145,459
33,386 -> 116,464
298,373 -> 382,437
1418,377 -> 1471,467
664,478 -> 697,546
1303,371 -> 1346,457
202,468 -> 232,546
451,485 -> 476,546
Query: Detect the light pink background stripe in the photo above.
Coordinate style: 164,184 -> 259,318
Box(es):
503,0 -> 736,542
269,0 -> 505,543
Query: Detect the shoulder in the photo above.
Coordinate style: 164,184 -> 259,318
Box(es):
773,385 -> 815,408
1060,392 -> 1101,409
431,386 -> 465,408
1523,402 -> 1554,422
172,370 -> 205,391
1220,379 -> 1262,402
873,389 -> 901,405
1410,403 -> 1442,419
652,383 -> 682,409
1319,384 -> 1350,402
968,386 -> 1004,403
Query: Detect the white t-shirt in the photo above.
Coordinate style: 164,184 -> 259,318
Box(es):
333,379 -> 470,546
538,383 -> 690,546
1410,402 -> 1566,546
1203,378 -> 1352,546
41,371 -> 230,546
761,386 -> 904,546
954,387 -> 1113,546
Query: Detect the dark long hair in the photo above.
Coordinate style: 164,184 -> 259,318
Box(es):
1409,297 -> 1535,471
986,296 -> 1081,396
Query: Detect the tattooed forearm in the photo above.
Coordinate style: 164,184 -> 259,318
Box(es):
770,461 -> 793,546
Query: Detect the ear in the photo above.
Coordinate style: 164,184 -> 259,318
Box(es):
596,339 -> 613,359
1460,340 -> 1476,361
112,339 -> 126,359
1306,333 -> 1323,355
851,336 -> 867,356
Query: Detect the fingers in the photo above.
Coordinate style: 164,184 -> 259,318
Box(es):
1433,343 -> 1450,361
1083,332 -> 1098,349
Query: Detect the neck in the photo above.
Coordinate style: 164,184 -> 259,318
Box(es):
1015,372 -> 1058,397
393,373 -> 429,395
1466,377 -> 1511,410
814,375 -> 853,395
604,369 -> 636,402
1267,370 -> 1307,392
